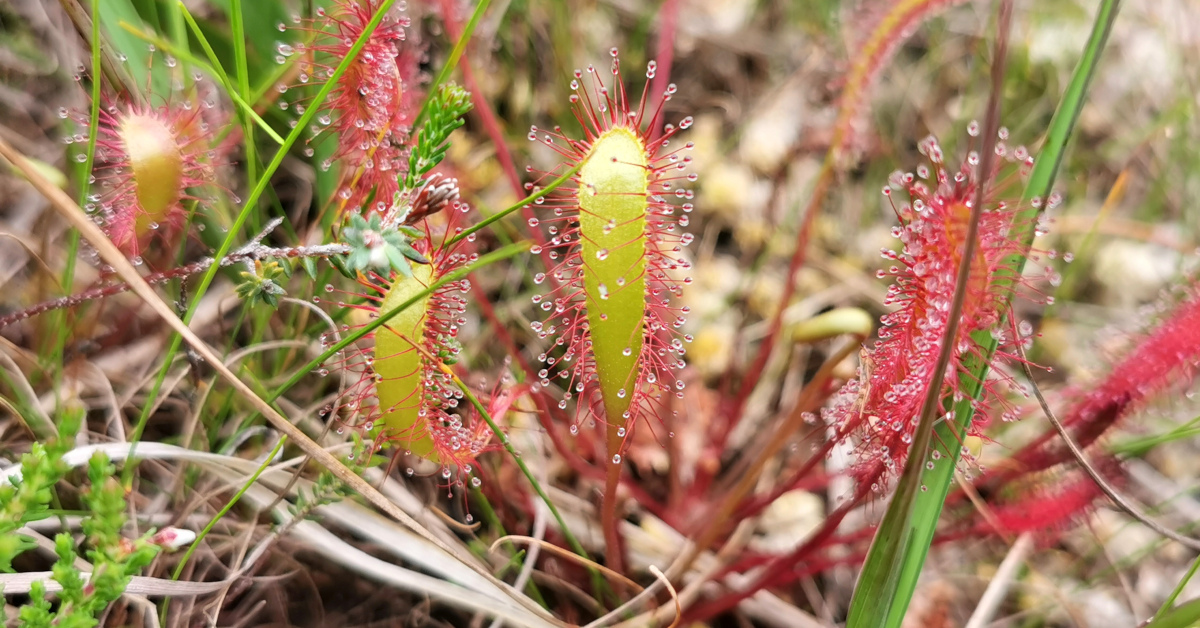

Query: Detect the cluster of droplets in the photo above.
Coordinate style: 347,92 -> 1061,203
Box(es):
826,123 -> 1057,490
279,0 -> 419,214
523,49 -> 696,452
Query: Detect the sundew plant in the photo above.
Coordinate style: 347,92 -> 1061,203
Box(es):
4,0 -> 1200,626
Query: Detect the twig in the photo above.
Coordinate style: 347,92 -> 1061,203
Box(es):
488,535 -> 641,592
0,239 -> 350,330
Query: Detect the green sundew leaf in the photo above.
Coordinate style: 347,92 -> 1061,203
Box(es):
845,1 -> 1121,626
372,265 -> 438,460
578,126 -> 650,425
169,242 -> 532,589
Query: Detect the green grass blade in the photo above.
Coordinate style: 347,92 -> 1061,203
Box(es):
53,0 -> 104,388
205,0 -> 290,75
228,0 -> 257,208
845,1 -> 1121,626
97,0 -> 169,97
1144,597 -> 1200,628
452,365 -> 590,563
1155,552 -> 1200,621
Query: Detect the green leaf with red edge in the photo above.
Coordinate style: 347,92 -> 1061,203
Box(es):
845,0 -> 1122,626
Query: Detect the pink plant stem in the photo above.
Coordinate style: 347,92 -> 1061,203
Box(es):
733,441 -> 838,520
666,396 -> 684,512
668,337 -> 859,588
603,424 -> 628,577
683,486 -> 869,622
529,389 -> 676,523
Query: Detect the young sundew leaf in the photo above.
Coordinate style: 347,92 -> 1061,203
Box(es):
372,263 -> 437,459
525,49 -> 696,455
578,126 -> 650,425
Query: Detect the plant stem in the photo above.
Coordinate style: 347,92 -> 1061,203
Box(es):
602,423 -> 627,579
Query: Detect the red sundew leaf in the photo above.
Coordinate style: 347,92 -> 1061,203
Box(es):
849,1 -> 1122,626
77,93 -> 230,257
1002,289 -> 1200,478
823,129 -> 1036,493
288,0 -> 423,215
